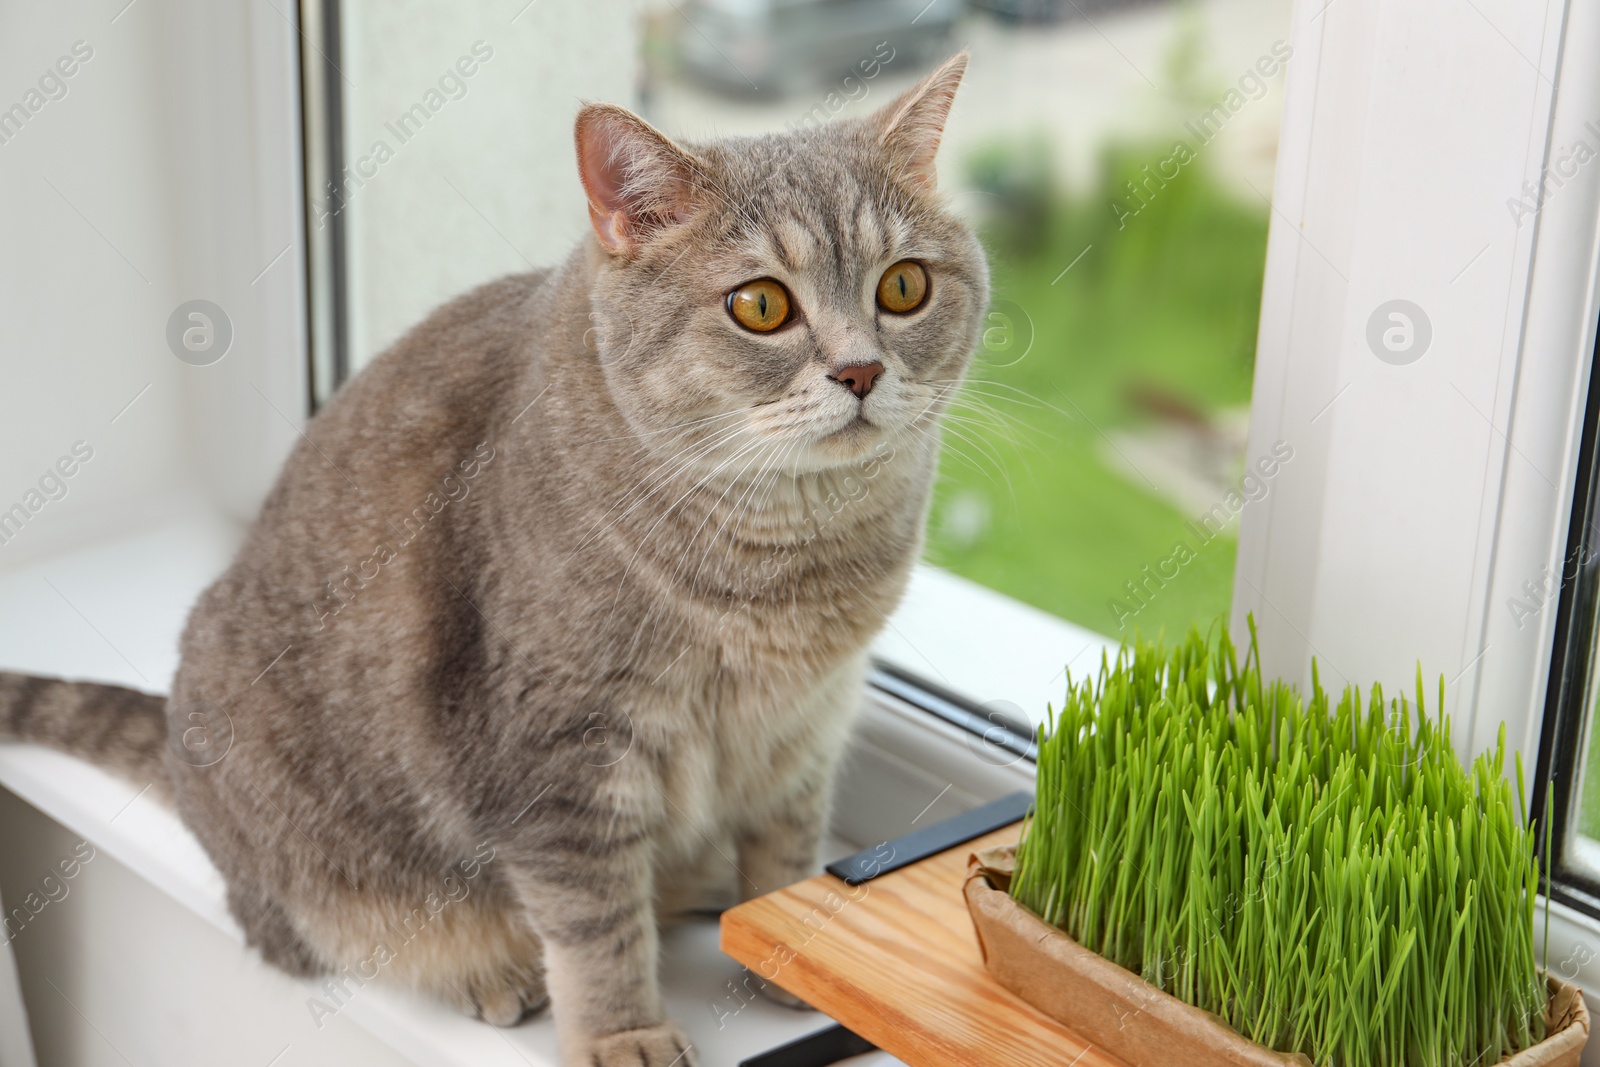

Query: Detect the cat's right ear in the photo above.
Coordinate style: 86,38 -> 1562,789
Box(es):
575,104 -> 703,255
872,51 -> 968,190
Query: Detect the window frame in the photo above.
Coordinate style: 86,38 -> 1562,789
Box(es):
1534,320 -> 1600,916
1230,0 -> 1591,779
299,0 -> 351,411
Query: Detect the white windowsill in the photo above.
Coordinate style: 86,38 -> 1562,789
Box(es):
12,507 -> 1600,1064
2,737 -> 886,1067
0,506 -> 913,1067
874,567 -> 1117,733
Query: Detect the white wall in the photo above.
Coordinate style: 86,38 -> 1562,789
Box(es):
0,1 -> 189,566
0,789 -> 413,1067
0,0 -> 305,562
0,2 -> 310,1062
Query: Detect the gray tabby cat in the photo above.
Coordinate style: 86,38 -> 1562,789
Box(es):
0,53 -> 986,1066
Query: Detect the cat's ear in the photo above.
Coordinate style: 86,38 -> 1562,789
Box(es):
872,51 -> 968,190
575,103 -> 704,254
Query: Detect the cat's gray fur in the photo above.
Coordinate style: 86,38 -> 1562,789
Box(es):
0,55 -> 985,1065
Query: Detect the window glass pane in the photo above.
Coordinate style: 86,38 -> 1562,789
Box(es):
334,2 -> 638,372
1543,347 -> 1600,898
332,0 -> 1293,642
1560,562 -> 1600,882
645,0 -> 1292,638
1571,696 -> 1600,873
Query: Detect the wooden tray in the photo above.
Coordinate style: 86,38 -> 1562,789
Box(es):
720,823 -> 1125,1067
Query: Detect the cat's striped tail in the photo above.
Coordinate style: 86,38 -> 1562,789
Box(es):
0,672 -> 170,793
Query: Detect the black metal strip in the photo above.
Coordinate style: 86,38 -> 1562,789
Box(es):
868,662 -> 1037,763
739,1024 -> 876,1067
825,791 -> 1032,887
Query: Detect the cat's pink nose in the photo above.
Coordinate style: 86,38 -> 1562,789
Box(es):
830,361 -> 884,399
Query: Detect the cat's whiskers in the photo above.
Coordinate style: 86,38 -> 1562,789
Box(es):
914,413 -> 1018,503
682,434 -> 803,597
666,432 -> 784,591
656,444 -> 781,650
596,430 -> 789,642
622,434 -> 799,691
571,406 -> 747,448
937,418 -> 1017,486
743,408 -> 836,455
579,419 -> 755,520
904,420 -> 988,482
938,391 -> 1047,449
588,405 -> 843,559
897,385 -> 972,446
567,419 -> 756,556
602,429 -> 778,615
567,411 -> 757,532
721,438 -> 803,563
926,377 -> 1073,420
940,387 -> 1018,418
938,388 -> 1021,430
900,380 -> 963,430
940,408 -> 1031,455
606,418 -> 751,500
624,435 -> 793,668
912,380 -> 1057,491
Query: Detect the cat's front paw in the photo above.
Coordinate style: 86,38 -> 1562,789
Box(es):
575,1022 -> 696,1067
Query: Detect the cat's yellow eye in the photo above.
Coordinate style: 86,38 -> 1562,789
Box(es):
728,279 -> 791,333
877,261 -> 928,314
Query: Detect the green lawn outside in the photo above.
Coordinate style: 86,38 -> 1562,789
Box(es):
924,142 -> 1270,640
1577,699 -> 1600,838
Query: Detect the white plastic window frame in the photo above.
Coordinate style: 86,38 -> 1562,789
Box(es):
1211,0 -> 1600,1016
1231,0 -> 1589,809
